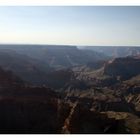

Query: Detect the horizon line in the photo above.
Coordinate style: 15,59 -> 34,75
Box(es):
0,43 -> 140,47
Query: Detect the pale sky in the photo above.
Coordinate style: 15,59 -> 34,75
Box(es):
0,6 -> 140,46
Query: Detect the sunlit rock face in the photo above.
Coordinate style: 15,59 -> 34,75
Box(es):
104,57 -> 140,80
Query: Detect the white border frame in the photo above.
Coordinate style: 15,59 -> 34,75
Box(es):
0,0 -> 140,6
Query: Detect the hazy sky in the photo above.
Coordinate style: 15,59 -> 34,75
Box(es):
0,6 -> 140,46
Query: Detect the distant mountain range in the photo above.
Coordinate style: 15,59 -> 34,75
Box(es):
82,46 -> 140,58
0,45 -> 108,69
